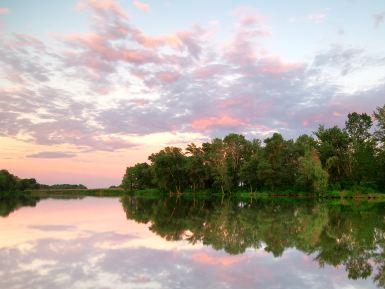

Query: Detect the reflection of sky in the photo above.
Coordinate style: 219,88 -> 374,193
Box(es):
0,197 -> 377,289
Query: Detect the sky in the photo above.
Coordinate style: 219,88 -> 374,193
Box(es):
0,0 -> 385,188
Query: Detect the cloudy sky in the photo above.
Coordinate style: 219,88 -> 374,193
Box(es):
1,0 -> 384,187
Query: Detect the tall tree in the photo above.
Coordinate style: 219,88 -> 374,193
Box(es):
345,112 -> 375,185
262,133 -> 294,190
202,139 -> 231,193
148,147 -> 188,194
240,139 -> 263,192
0,170 -> 18,192
374,105 -> 385,189
223,133 -> 252,188
122,163 -> 153,191
296,150 -> 329,194
315,125 -> 350,187
185,143 -> 209,191
374,104 -> 385,145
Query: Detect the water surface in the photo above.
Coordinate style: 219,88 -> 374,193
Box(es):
1,195 -> 384,289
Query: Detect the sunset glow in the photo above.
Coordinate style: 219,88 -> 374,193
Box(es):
1,0 -> 384,187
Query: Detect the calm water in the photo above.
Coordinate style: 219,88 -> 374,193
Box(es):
1,195 -> 385,289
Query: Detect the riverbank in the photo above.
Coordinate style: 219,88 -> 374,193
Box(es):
27,188 -> 125,198
23,188 -> 385,201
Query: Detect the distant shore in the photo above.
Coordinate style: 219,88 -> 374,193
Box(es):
25,188 -> 385,202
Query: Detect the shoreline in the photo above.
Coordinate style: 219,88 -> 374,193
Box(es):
22,188 -> 385,202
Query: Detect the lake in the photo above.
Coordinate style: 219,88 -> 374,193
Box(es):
1,195 -> 384,289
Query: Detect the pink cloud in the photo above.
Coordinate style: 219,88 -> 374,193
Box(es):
129,98 -> 149,106
63,33 -> 110,54
218,99 -> 242,109
191,252 -> 248,266
193,64 -> 229,78
233,6 -> 271,36
176,29 -> 203,58
120,49 -> 159,64
133,0 -> 150,12
13,34 -> 45,49
241,15 -> 263,26
224,10 -> 272,67
64,51 -> 114,73
192,116 -> 247,131
61,0 -> 204,76
130,29 -> 181,49
2,0 -> 384,163
302,120 -> 310,127
332,111 -> 343,117
130,68 -> 147,80
156,71 -> 181,84
258,57 -> 302,74
76,0 -> 127,18
0,7 -> 9,14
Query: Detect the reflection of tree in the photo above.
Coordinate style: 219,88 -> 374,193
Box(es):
121,196 -> 385,287
0,195 -> 40,217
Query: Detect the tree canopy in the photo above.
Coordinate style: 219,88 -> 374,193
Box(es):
122,105 -> 385,194
0,169 -> 87,197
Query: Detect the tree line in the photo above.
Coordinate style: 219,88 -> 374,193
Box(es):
0,169 -> 87,197
122,104 -> 385,194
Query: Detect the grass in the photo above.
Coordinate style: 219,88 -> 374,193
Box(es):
28,188 -> 127,198
22,187 -> 385,202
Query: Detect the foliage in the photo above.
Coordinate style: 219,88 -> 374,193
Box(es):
296,150 -> 329,194
39,184 -> 87,190
315,125 -> 350,185
122,163 -> 153,191
148,147 -> 188,193
0,170 -> 18,192
121,105 -> 385,194
0,170 -> 39,195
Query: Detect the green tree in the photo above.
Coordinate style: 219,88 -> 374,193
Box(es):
18,178 -> 39,190
295,134 -> 316,154
345,112 -> 375,185
374,105 -> 385,190
0,170 -> 18,192
296,150 -> 329,194
223,133 -> 252,188
374,104 -> 385,145
315,125 -> 350,187
185,143 -> 209,191
202,138 -> 232,193
240,139 -> 263,192
262,133 -> 295,190
148,147 -> 188,193
122,163 -> 153,191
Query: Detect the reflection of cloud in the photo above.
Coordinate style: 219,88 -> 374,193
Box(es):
0,238 -> 377,289
191,251 -> 248,266
26,151 -> 77,159
29,225 -> 77,231
0,197 -> 380,289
